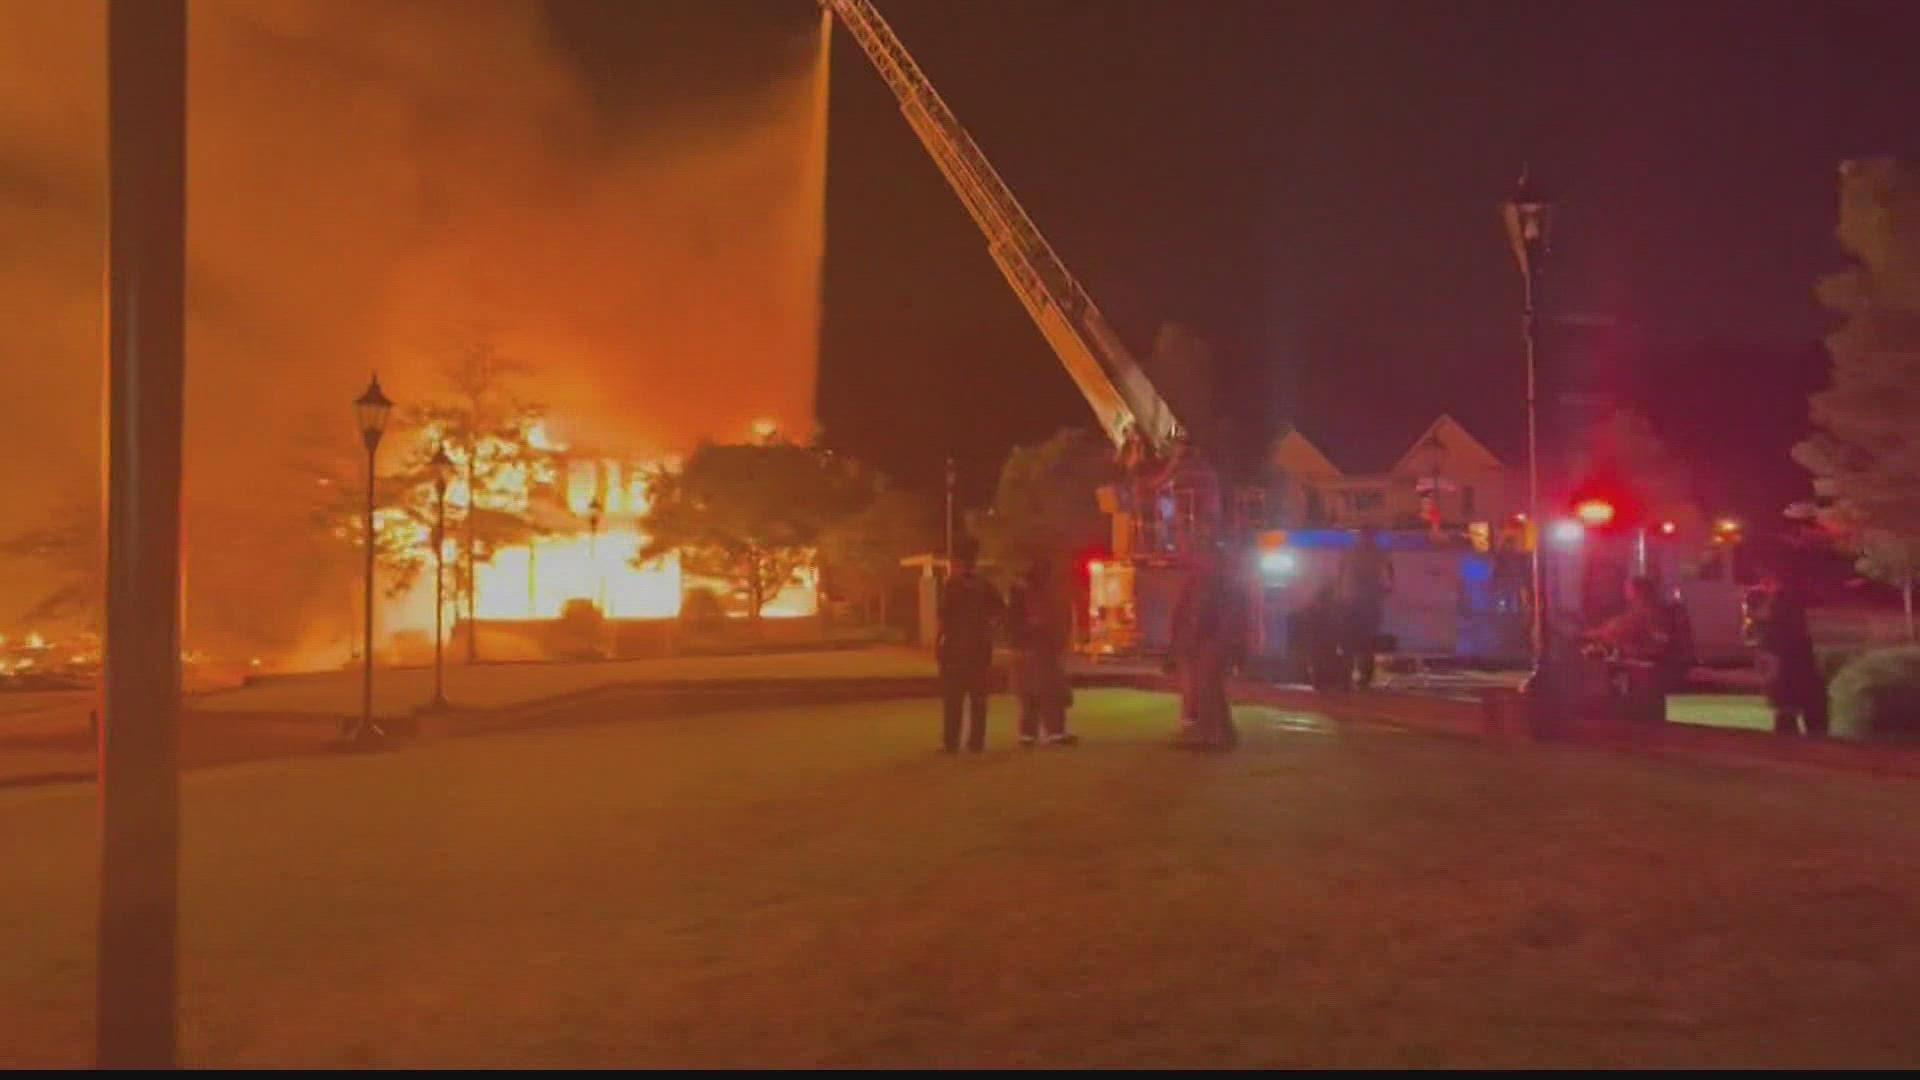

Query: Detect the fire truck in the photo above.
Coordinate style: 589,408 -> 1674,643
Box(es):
821,0 -> 1235,656
823,1 -> 1746,670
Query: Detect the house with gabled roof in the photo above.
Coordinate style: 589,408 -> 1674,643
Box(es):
1266,414 -> 1517,533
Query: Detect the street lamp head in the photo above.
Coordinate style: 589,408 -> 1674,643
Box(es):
1549,519 -> 1585,546
428,442 -> 455,493
354,373 -> 394,452
1500,167 -> 1556,278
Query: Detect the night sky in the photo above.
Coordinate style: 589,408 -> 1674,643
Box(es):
588,0 -> 1920,518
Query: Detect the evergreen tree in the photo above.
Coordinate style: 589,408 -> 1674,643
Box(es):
1794,158 -> 1920,638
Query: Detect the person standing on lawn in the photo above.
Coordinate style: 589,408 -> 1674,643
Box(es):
1582,575 -> 1679,726
1169,541 -> 1246,750
937,541 -> 1002,753
1336,526 -> 1394,689
1754,564 -> 1827,738
1008,558 -> 1077,747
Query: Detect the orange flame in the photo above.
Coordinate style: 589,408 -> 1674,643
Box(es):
386,449 -> 818,634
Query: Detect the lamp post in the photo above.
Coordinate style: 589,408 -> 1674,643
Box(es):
588,496 -> 604,613
352,374 -> 393,746
1501,169 -> 1557,716
944,455 -> 956,580
428,442 -> 455,711
463,444 -> 478,665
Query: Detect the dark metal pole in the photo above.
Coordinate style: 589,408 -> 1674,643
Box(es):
1521,265 -> 1566,731
361,443 -> 377,741
464,452 -> 478,664
1524,272 -> 1547,674
589,507 -> 603,612
1504,171 -> 1558,725
433,484 -> 447,708
98,1 -> 187,1067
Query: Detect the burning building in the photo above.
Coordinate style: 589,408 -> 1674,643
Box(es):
0,2 -> 830,669
471,446 -> 820,624
380,419 -> 820,663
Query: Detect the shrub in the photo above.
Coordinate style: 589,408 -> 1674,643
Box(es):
1829,647 -> 1920,743
1817,647 -> 1862,686
552,598 -> 609,661
559,597 -> 605,628
680,587 -> 726,628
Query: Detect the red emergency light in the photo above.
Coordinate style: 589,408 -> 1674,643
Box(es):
1573,498 -> 1617,528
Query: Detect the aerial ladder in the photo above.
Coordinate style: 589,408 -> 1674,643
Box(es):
820,0 -> 1227,593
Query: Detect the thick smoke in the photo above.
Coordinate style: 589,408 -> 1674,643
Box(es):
0,0 -> 826,656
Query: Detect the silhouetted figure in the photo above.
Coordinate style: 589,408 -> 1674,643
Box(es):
1583,576 -> 1677,726
1754,569 -> 1827,738
937,543 -> 1002,753
1337,527 -> 1394,689
1296,585 -> 1350,692
1169,544 -> 1245,749
1009,559 -> 1076,746
1586,577 -> 1674,660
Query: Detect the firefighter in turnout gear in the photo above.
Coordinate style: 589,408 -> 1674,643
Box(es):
1169,543 -> 1247,750
937,542 -> 1003,753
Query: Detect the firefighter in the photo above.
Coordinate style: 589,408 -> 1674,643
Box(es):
1754,566 -> 1827,738
937,541 -> 1002,753
1581,576 -> 1677,726
1304,584 -> 1350,692
1168,542 -> 1246,750
1009,558 -> 1077,746
1336,526 -> 1395,689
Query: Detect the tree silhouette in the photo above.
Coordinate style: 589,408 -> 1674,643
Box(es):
1794,157 -> 1920,636
969,428 -> 1118,582
639,440 -> 870,619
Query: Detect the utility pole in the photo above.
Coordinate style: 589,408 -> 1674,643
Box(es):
98,1 -> 187,1066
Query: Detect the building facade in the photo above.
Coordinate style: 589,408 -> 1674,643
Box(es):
1266,415 -> 1518,535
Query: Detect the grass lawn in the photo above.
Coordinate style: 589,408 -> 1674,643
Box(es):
1666,693 -> 1778,733
4,689 -> 1920,1067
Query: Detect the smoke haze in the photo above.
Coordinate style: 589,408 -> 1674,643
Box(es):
0,0 -> 826,654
